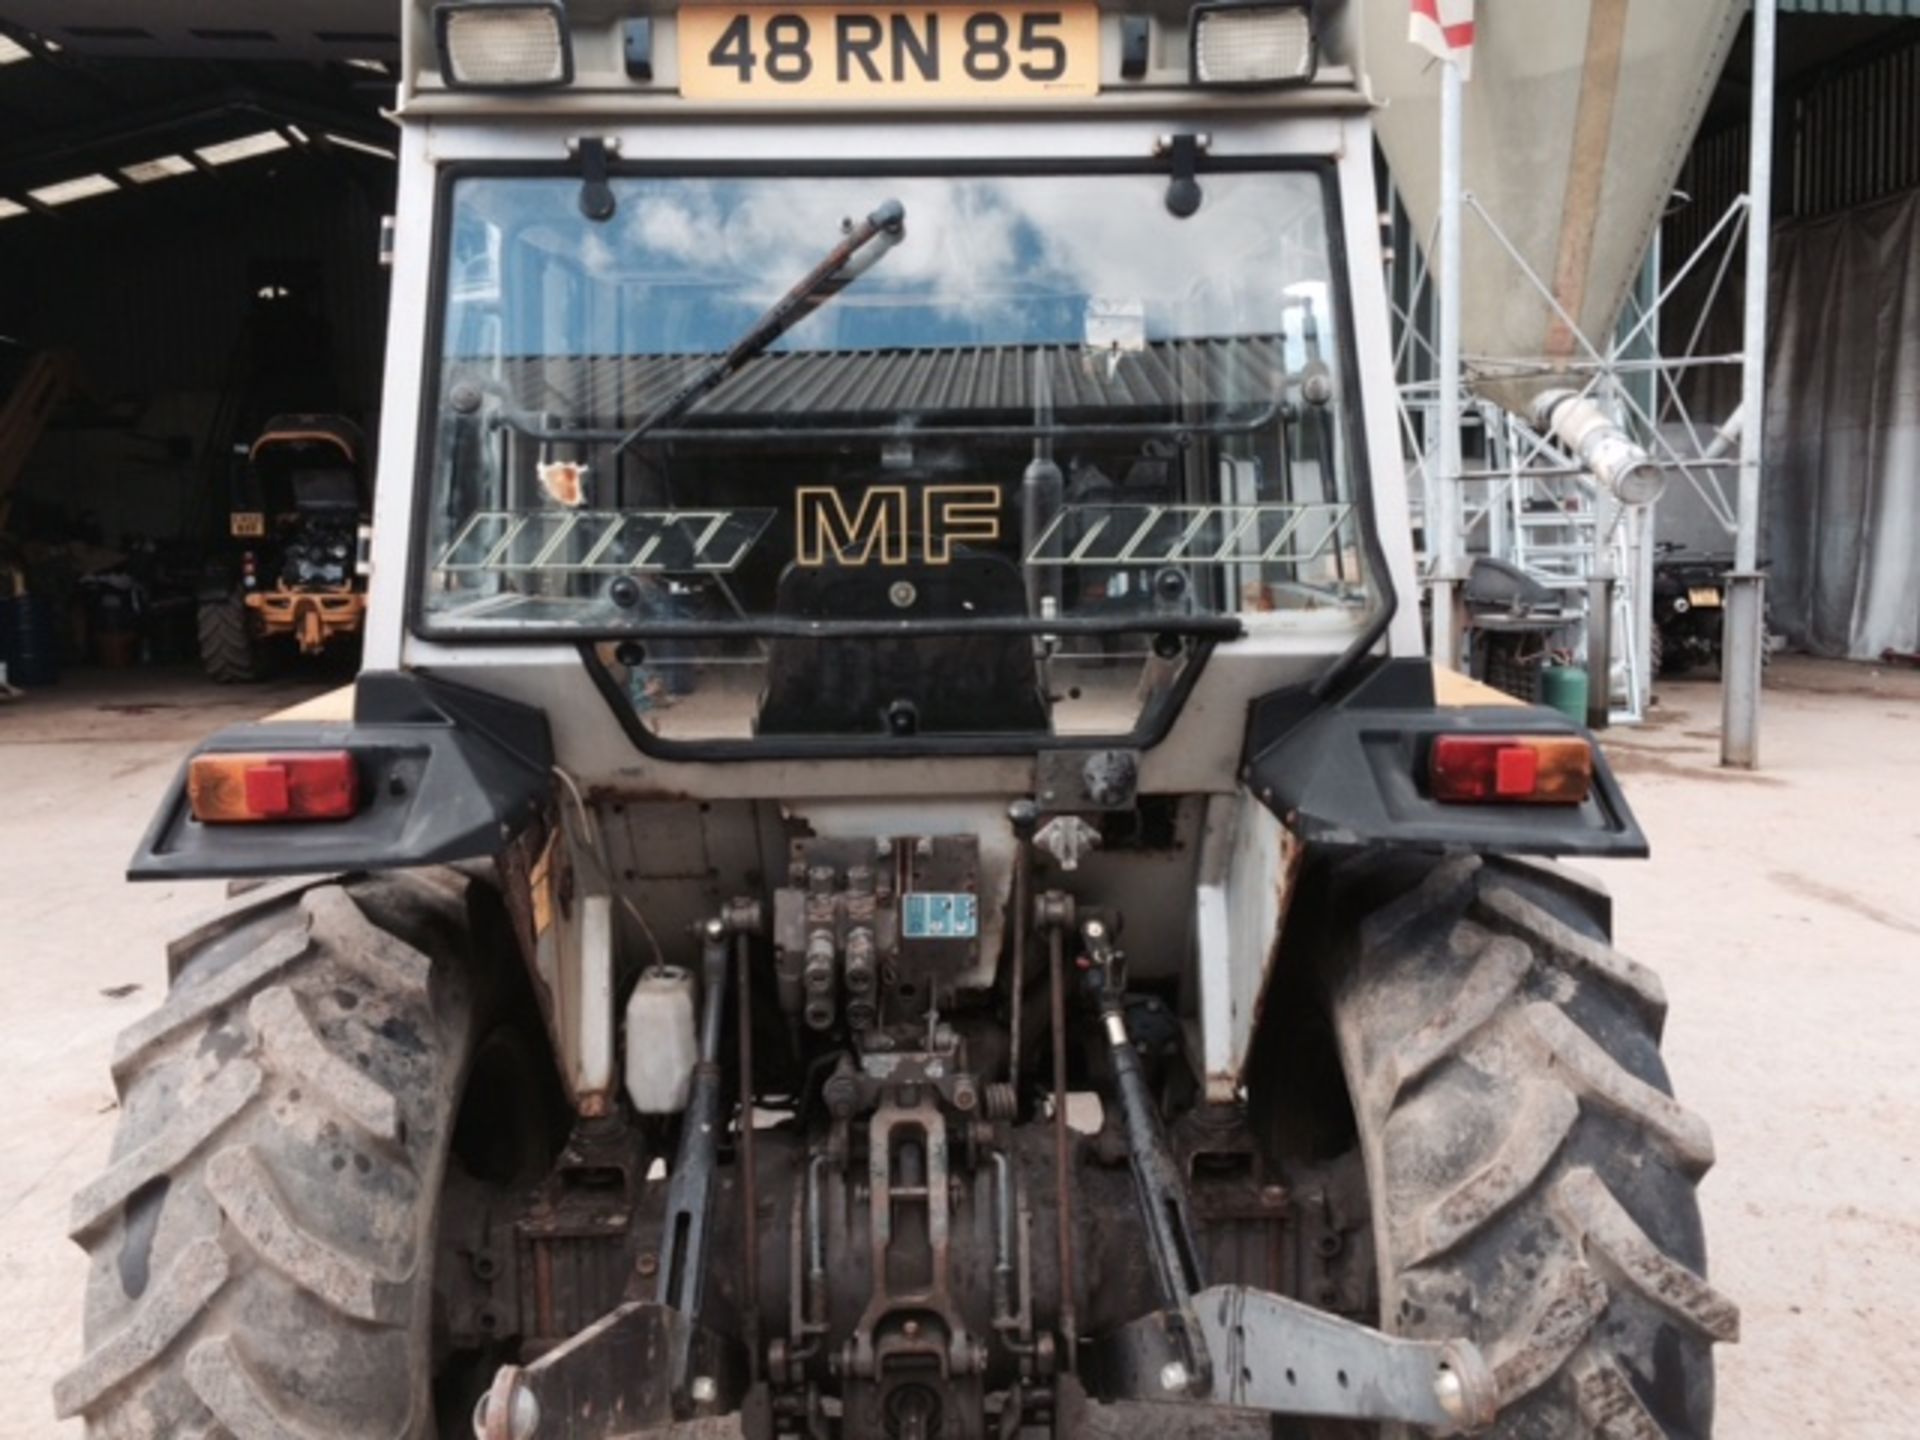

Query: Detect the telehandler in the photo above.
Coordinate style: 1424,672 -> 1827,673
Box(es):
199,415 -> 374,681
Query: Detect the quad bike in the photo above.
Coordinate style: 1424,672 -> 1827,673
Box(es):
1650,543 -> 1772,678
197,414 -> 370,681
60,4 -> 1733,1437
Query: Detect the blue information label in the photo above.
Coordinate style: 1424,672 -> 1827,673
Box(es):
903,892 -> 978,940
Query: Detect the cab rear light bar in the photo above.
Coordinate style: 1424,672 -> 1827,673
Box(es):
1428,735 -> 1594,806
429,0 -> 1318,94
187,751 -> 360,824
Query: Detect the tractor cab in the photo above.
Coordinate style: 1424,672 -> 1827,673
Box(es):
248,417 -> 367,530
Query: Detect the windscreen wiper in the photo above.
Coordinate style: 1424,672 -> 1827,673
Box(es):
612,199 -> 906,460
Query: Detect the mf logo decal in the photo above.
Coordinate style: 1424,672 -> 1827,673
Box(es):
795,485 -> 1000,566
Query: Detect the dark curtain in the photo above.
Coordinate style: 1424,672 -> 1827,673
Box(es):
1765,187 -> 1920,659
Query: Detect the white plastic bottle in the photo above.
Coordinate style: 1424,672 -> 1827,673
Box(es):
623,966 -> 699,1114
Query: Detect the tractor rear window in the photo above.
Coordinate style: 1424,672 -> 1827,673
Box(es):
420,168 -> 1371,744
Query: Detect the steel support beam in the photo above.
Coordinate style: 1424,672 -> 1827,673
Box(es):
1429,59 -> 1466,672
1721,0 -> 1775,768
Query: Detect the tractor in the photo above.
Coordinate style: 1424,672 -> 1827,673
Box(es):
198,414 -> 371,680
61,3 -> 1733,1437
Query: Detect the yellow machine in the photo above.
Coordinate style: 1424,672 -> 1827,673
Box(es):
200,413 -> 370,678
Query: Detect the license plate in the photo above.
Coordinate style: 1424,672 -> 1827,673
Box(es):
678,5 -> 1100,102
231,512 -> 266,538
1687,585 -> 1722,608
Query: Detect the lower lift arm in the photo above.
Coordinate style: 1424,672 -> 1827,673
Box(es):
1062,909 -> 1498,1434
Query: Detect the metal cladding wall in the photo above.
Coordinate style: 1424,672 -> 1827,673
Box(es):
1662,22 -> 1920,414
1669,25 -> 1920,257
0,156 -> 391,542
1788,36 -> 1920,216
0,171 -> 389,406
0,2 -> 398,60
1775,0 -> 1920,15
1660,20 -> 1920,660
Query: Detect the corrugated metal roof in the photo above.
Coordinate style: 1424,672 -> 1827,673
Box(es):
0,3 -> 397,60
1774,0 -> 1920,16
488,338 -> 1291,426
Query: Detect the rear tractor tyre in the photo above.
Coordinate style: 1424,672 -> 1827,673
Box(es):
55,870 -> 541,1439
1324,853 -> 1737,1438
196,597 -> 262,684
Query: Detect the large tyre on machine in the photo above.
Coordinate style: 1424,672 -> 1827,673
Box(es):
196,596 -> 263,684
55,870 -> 553,1439
1322,852 -> 1737,1437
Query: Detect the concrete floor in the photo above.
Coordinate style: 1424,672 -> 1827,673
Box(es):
2,657 -> 1917,1436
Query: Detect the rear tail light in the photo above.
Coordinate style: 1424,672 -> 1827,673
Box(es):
188,751 -> 360,823
1429,735 -> 1594,805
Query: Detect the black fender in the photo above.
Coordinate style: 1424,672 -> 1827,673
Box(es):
1241,658 -> 1648,859
129,671 -> 552,880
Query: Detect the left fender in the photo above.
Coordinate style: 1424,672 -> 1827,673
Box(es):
129,671 -> 553,880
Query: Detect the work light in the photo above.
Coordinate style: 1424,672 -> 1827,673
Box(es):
434,1 -> 573,89
1190,1 -> 1318,88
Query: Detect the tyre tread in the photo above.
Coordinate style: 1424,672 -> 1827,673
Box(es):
1400,1079 -> 1577,1266
1330,856 -> 1735,1437
205,1146 -> 404,1323
1484,1260 -> 1608,1406
1378,930 -> 1530,1106
187,1334 -> 330,1440
1473,884 -> 1668,1030
301,884 -> 432,996
197,601 -> 260,685
113,922 -> 312,1088
1552,1167 -> 1740,1343
1518,1003 -> 1715,1176
59,873 -> 476,1437
1570,1352 -> 1666,1440
247,984 -> 402,1141
53,1239 -> 230,1417
69,1061 -> 263,1240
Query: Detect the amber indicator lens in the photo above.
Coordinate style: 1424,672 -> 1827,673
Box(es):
1429,735 -> 1594,805
187,751 -> 360,823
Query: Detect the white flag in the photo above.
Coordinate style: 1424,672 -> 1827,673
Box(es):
1410,0 -> 1475,79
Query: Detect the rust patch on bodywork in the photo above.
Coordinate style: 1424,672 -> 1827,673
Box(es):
1248,831 -> 1308,1048
497,816 -> 558,1023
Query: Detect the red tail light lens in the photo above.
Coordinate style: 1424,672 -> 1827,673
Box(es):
188,751 -> 360,823
1429,735 -> 1594,805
